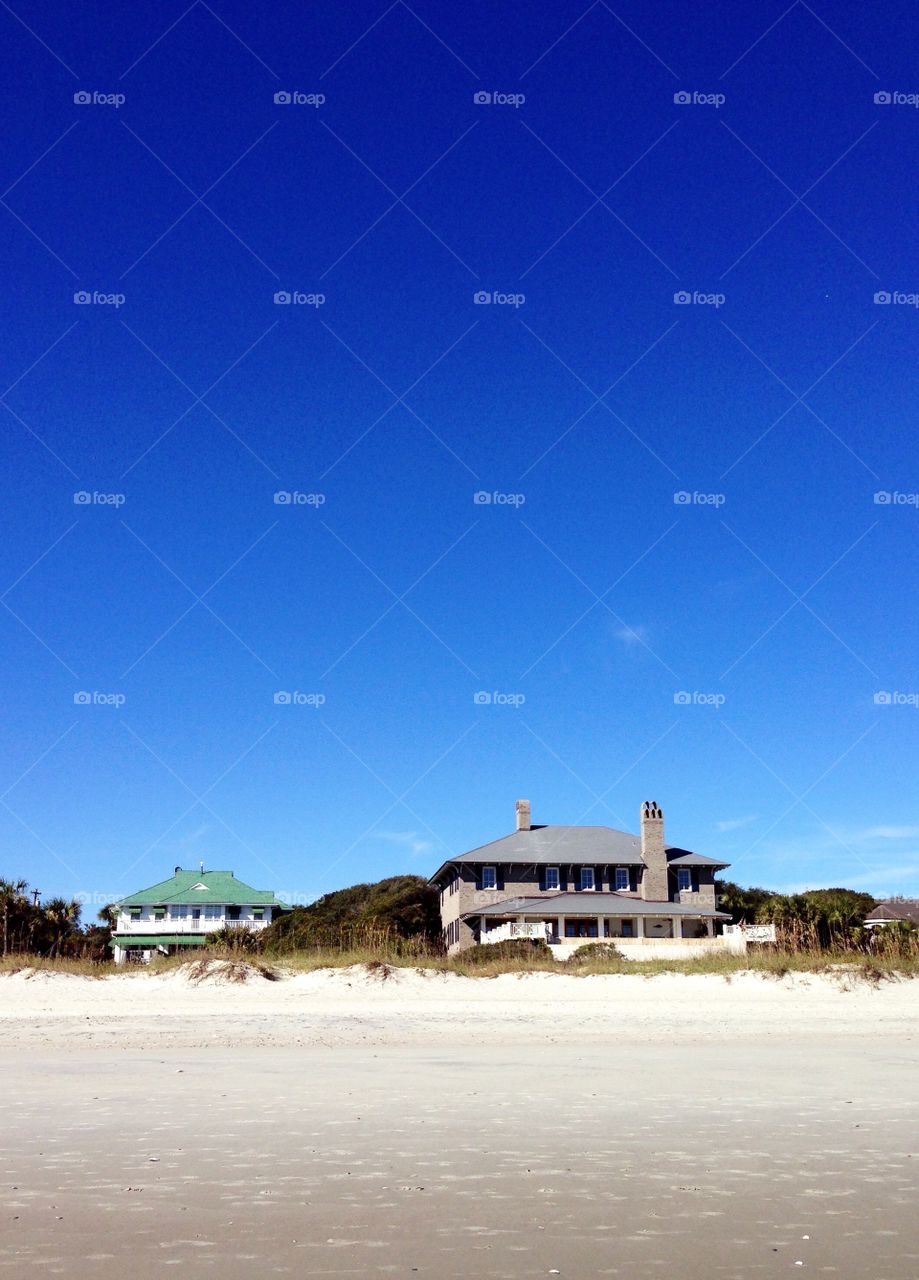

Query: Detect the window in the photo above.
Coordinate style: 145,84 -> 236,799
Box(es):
252,906 -> 264,919
152,905 -> 166,920
544,866 -> 559,891
204,905 -> 221,920
677,868 -> 693,892
171,905 -> 188,919
226,906 -> 241,921
614,867 -> 630,891
481,866 -> 497,890
129,906 -> 142,919
579,867 -> 595,891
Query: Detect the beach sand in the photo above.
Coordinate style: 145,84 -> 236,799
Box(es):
1,965 -> 917,1278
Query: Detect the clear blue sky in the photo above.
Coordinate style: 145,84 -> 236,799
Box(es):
1,0 -> 917,911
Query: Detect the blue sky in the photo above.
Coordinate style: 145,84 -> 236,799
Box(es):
1,0 -> 917,911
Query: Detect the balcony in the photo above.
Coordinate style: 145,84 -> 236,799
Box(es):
117,916 -> 271,935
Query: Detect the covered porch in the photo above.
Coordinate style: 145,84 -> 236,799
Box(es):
469,894 -> 734,960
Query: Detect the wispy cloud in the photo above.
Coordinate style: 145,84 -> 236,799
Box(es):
715,814 -> 758,833
376,830 -> 435,857
851,825 -> 919,841
615,624 -> 648,646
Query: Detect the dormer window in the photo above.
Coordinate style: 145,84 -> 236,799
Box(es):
579,867 -> 595,891
544,866 -> 559,891
614,867 -> 630,891
481,866 -> 497,890
677,867 -> 693,891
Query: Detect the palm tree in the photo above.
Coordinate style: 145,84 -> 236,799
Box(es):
0,879 -> 28,957
42,897 -> 81,958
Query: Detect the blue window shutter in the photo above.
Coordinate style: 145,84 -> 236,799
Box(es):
561,866 -> 568,891
475,868 -> 483,891
539,867 -> 546,892
595,866 -> 602,892
497,865 -> 505,891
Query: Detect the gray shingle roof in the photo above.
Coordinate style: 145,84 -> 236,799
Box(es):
430,825 -> 729,882
865,900 -> 919,925
468,893 -> 730,919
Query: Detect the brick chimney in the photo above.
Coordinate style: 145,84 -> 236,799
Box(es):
515,799 -> 531,832
640,800 -> 668,901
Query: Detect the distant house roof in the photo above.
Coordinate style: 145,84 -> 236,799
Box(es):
113,869 -> 284,908
429,825 -> 729,882
466,894 -> 730,920
865,900 -> 919,925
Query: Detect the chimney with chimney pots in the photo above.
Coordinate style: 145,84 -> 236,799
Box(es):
640,800 -> 669,901
515,799 -> 531,832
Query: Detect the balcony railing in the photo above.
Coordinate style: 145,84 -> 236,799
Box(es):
117,917 -> 270,934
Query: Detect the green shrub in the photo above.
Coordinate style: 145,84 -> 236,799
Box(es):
460,938 -> 552,966
569,941 -> 627,966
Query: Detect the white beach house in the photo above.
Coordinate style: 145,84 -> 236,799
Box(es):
108,867 -> 286,965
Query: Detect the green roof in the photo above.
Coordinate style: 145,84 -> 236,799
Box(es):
113,869 -> 284,908
109,935 -> 208,948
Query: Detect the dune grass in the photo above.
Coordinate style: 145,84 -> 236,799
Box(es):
2,939 -> 916,983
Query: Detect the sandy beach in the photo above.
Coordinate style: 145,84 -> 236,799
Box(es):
2,966 -> 917,1278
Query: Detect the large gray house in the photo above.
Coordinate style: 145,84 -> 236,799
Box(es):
430,799 -> 732,958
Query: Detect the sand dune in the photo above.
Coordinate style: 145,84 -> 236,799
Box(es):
1,961 -> 915,1049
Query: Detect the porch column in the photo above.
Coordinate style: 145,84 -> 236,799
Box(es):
636,916 -> 644,938
671,916 -> 679,939
705,918 -> 714,936
597,915 -> 604,939
557,915 -> 565,942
